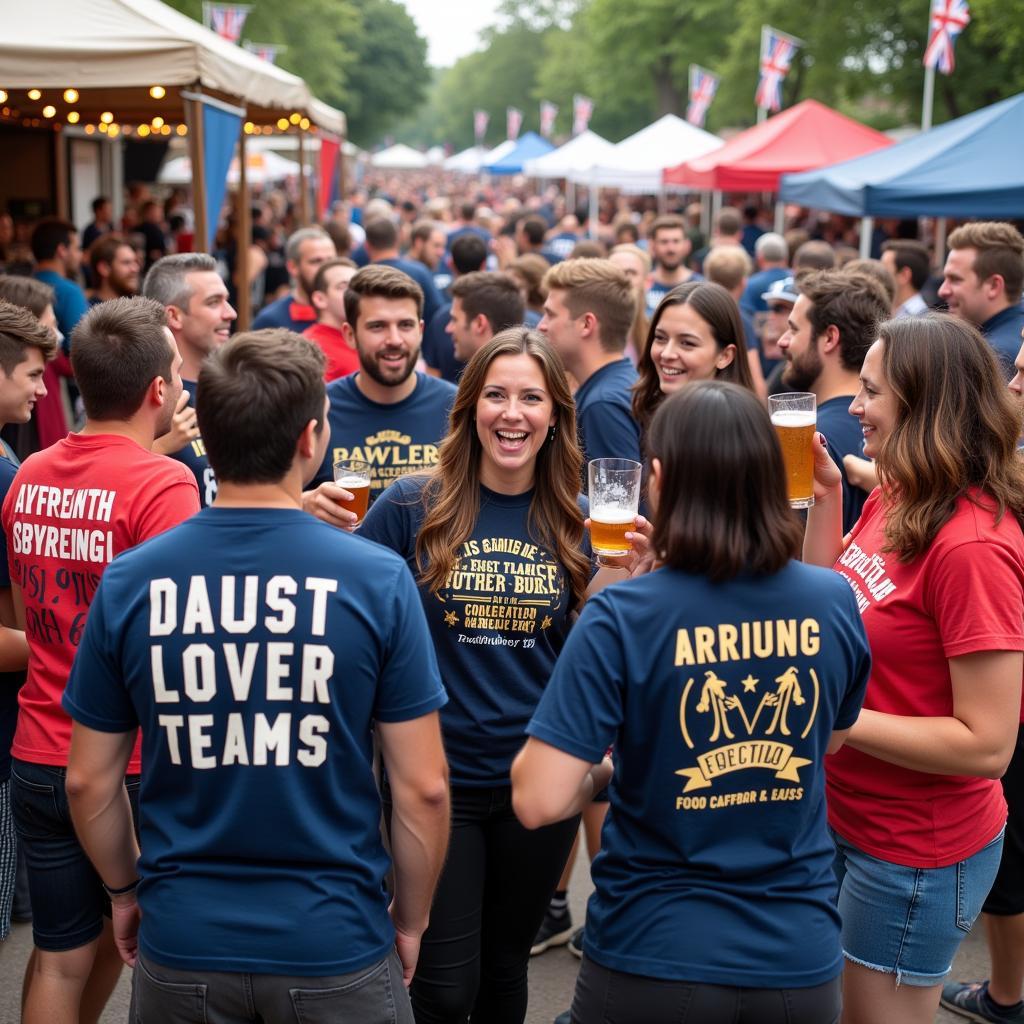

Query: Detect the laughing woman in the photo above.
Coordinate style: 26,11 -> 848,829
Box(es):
360,328 -> 599,1024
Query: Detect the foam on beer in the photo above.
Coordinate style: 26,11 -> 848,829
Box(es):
336,474 -> 370,489
590,506 -> 636,525
769,410 -> 816,429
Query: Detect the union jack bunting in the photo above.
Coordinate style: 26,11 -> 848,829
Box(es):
473,109 -> 489,143
540,100 -> 558,138
756,26 -> 800,113
506,107 -> 523,141
243,41 -> 281,64
572,94 -> 594,136
686,65 -> 719,128
202,3 -> 251,44
923,0 -> 971,74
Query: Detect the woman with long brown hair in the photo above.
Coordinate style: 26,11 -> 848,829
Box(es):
631,281 -> 756,432
805,314 -> 1024,1024
360,327 -> 599,1024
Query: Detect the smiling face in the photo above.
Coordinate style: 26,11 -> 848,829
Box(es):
778,294 -> 824,392
174,270 -> 236,366
475,352 -> 556,493
849,338 -> 898,459
1009,335 -> 1024,405
651,228 -> 688,274
353,295 -> 422,387
649,301 -> 735,395
104,244 -> 142,296
939,247 -> 1000,326
0,347 -> 47,425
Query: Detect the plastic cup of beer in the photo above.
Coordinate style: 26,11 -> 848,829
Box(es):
769,393 -> 817,509
588,458 -> 643,562
332,459 -> 371,525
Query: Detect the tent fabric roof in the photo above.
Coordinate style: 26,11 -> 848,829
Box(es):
371,143 -> 429,169
779,92 -> 1024,217
484,132 -> 556,175
522,130 -> 615,178
0,0 -> 346,134
443,146 -> 490,173
664,100 -> 891,193
568,114 -> 722,192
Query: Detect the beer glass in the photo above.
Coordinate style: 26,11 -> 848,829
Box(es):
769,393 -> 817,509
333,459 -> 371,524
588,458 -> 643,560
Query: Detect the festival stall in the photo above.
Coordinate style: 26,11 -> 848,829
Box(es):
522,130 -> 615,179
443,146 -> 490,174
370,143 -> 429,170
483,132 -> 555,175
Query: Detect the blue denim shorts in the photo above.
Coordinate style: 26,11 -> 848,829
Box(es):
831,826 -> 1004,988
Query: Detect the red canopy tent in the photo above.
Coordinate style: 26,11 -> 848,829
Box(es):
664,99 -> 892,192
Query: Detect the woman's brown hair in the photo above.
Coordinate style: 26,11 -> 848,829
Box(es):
648,381 -> 802,580
632,281 -> 756,431
875,313 -> 1024,560
415,328 -> 590,607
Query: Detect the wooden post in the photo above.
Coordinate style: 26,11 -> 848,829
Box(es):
185,95 -> 208,252
53,126 -> 69,219
236,126 -> 251,331
337,133 -> 346,215
297,130 -> 310,225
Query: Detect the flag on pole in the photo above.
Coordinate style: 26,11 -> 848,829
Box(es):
202,3 -> 251,43
540,100 -> 558,138
473,109 -> 489,144
686,65 -> 720,128
506,107 -> 523,141
756,26 -> 800,113
243,41 -> 283,64
923,0 -> 971,74
572,94 -> 594,135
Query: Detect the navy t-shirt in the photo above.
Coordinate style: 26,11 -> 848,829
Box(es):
528,561 -> 870,986
63,506 -> 446,975
645,273 -> 703,318
817,396 -> 867,535
313,373 -> 456,501
574,358 -> 641,466
374,258 -> 442,327
982,304 -> 1024,379
421,302 -> 466,384
251,293 -> 317,333
361,475 -> 590,786
168,382 -> 217,508
0,442 -> 23,783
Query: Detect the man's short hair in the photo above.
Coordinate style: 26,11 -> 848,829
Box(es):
91,196 -> 110,215
508,254 -> 549,308
451,273 -> 525,334
947,221 -> 1024,303
520,216 -> 547,247
793,240 -> 837,273
703,245 -> 753,293
881,239 -> 931,292
344,265 -> 424,326
0,275 -> 55,320
88,234 -> 131,274
142,253 -> 218,310
460,202 -> 477,222
285,226 -> 332,265
311,257 -> 358,297
543,258 -> 636,352
30,218 -> 76,262
364,217 -> 399,252
844,258 -> 896,307
715,207 -> 742,237
451,234 -> 487,275
197,329 -> 326,484
0,298 -> 57,374
70,297 -> 174,420
410,220 -> 442,246
755,232 -> 789,263
650,215 -> 686,240
799,270 -> 891,372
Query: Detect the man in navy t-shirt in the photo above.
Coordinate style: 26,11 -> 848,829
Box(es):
777,269 -> 891,533
304,265 -> 456,528
62,329 -> 449,1017
251,227 -> 336,333
364,217 -> 442,327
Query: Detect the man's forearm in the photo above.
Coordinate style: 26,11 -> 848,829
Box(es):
388,786 -> 450,936
67,781 -> 140,889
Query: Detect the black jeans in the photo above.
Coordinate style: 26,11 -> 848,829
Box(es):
386,782 -> 578,1024
571,956 -> 843,1024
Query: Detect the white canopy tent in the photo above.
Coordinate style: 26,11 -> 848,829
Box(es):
159,150 -> 303,185
522,130 -> 615,178
482,139 -> 517,165
443,146 -> 489,173
568,114 -> 722,193
371,143 -> 430,170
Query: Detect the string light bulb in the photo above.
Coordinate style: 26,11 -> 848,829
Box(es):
149,85 -> 166,99
276,117 -> 289,131
63,88 -> 78,103
0,91 -> 7,104
42,105 -> 56,118
176,124 -> 187,136
137,124 -> 151,137
299,117 -> 310,130
27,89 -> 41,100
67,111 -> 79,124
100,110 -> 114,124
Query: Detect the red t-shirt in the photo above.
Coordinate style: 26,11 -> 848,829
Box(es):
302,322 -> 360,382
2,433 -> 200,770
827,489 -> 1024,868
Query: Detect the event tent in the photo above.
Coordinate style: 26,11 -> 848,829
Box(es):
664,100 -> 891,193
371,143 -> 429,170
159,150 -> 303,185
484,132 -> 555,175
482,140 -> 517,166
443,146 -> 490,173
779,92 -> 1024,217
522,130 -> 615,178
568,114 -> 722,192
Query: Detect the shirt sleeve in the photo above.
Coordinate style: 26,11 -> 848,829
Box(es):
527,592 -> 624,763
61,574 -> 138,732
134,469 -> 200,544
578,400 -> 642,465
421,307 -> 452,371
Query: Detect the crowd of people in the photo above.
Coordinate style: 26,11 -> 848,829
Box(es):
0,178 -> 1022,1024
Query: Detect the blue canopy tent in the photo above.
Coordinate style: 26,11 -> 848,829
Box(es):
483,132 -> 555,175
780,92 -> 1024,219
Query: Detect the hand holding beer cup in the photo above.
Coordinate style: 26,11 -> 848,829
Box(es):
332,459 -> 372,526
588,458 -> 643,567
768,393 -> 816,509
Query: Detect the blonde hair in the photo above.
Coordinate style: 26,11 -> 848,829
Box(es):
703,245 -> 753,293
542,258 -> 636,352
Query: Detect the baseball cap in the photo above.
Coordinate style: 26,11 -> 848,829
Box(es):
762,276 -> 798,305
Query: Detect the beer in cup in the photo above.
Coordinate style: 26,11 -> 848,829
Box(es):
588,458 -> 643,560
333,459 -> 371,524
769,393 -> 816,509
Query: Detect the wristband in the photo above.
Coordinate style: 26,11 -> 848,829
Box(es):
103,878 -> 140,897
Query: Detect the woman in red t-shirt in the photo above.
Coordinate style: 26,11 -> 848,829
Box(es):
805,314 -> 1024,1024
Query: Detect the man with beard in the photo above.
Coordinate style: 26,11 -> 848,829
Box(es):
644,215 -> 700,317
777,269 -> 890,532
252,227 -> 336,333
143,254 -> 237,507
87,235 -> 141,305
305,266 -> 456,527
